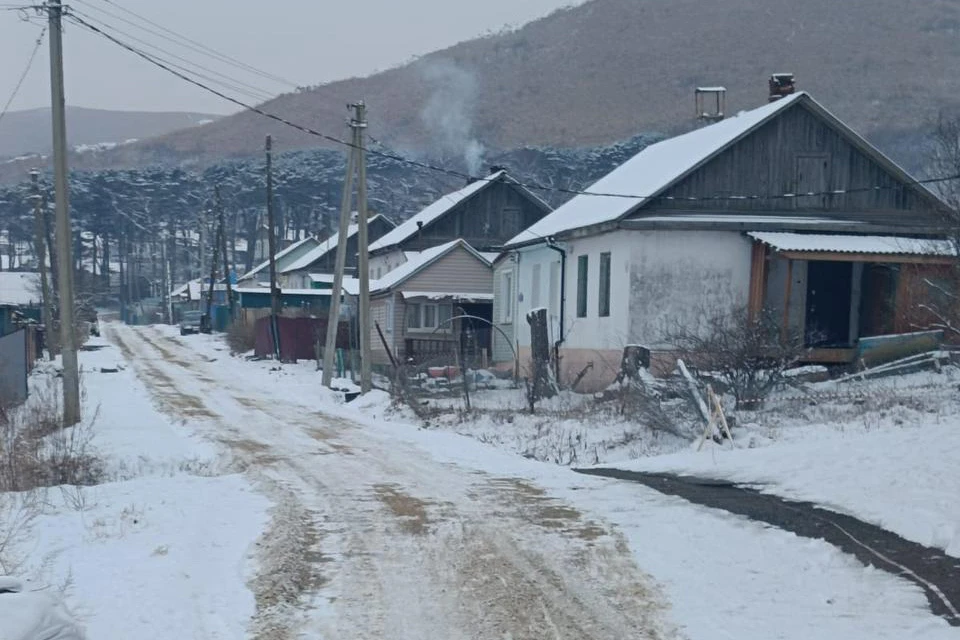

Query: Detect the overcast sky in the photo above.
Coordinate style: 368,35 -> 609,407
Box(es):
0,0 -> 581,115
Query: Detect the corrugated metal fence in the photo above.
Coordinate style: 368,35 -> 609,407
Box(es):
0,329 -> 29,406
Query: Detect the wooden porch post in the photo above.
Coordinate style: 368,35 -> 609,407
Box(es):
748,241 -> 767,322
782,258 -> 793,341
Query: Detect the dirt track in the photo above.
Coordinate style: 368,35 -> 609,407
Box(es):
107,323 -> 676,639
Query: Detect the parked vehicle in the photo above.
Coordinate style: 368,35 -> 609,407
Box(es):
179,310 -> 204,335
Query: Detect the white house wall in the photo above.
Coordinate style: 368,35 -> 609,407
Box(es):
494,229 -> 753,388
492,246 -> 564,365
369,249 -> 407,280
625,230 -> 753,350
562,232 -> 632,352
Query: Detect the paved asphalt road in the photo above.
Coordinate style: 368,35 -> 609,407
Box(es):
576,468 -> 960,626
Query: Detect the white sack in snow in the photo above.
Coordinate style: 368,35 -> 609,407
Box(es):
0,578 -> 84,640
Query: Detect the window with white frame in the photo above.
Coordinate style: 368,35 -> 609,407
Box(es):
501,270 -> 514,323
406,302 -> 452,331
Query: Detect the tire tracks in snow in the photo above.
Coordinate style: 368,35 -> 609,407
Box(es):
112,324 -> 678,640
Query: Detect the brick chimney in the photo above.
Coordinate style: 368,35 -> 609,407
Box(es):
769,73 -> 796,102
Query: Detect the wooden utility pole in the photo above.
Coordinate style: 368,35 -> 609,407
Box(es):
160,228 -> 171,323
30,170 -> 54,359
216,186 -> 233,322
321,125 -> 357,387
206,208 -> 220,327
265,135 -> 281,359
265,135 -> 280,317
47,0 -> 80,425
353,102 -> 372,393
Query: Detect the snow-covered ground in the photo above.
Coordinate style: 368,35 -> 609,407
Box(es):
1,335 -> 269,639
6,322 -> 956,638
612,370 -> 960,558
113,323 -> 957,638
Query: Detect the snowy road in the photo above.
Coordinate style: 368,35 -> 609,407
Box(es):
106,323 -> 675,639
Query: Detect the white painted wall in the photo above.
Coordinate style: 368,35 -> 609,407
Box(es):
510,245 -> 564,348
497,229 -> 754,359
561,231 -> 632,352
622,229 -> 753,348
369,249 -> 407,280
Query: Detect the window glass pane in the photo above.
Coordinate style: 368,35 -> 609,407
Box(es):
424,304 -> 437,328
577,255 -> 588,318
407,303 -> 421,329
599,252 -> 611,317
439,303 -> 452,328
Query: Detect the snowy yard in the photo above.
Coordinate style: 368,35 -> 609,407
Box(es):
0,336 -> 269,639
383,356 -> 960,560
3,323 -> 958,638
615,372 -> 960,557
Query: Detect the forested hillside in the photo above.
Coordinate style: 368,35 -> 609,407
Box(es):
0,133 -> 660,282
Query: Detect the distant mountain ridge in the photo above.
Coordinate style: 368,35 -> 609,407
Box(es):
4,0 -> 960,180
0,106 -> 218,158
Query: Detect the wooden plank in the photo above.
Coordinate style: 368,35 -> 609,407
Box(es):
799,347 -> 857,363
748,241 -> 767,321
782,258 -> 793,338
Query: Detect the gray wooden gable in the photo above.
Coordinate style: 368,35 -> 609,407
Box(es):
398,180 -> 550,253
636,97 -> 947,227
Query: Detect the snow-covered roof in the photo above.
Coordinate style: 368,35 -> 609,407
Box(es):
507,94 -> 809,246
748,232 -> 956,256
369,171 -> 507,252
371,239 -> 491,294
400,291 -> 493,302
171,280 -> 227,298
280,215 -> 390,274
171,279 -> 202,299
0,272 -> 41,306
238,235 -> 318,281
306,274 -> 360,296
282,226 -> 356,274
235,286 -> 341,297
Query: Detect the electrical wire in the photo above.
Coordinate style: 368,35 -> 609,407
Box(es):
83,0 -> 298,89
68,7 -> 275,103
0,23 -> 47,127
63,11 -> 960,204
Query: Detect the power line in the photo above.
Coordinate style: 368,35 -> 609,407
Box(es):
62,12 -> 960,204
68,7 -> 275,103
84,0 -> 298,89
0,23 -> 46,126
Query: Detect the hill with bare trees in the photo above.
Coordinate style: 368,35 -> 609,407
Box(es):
5,0 -> 960,179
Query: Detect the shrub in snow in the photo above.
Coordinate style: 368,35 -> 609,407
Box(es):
0,377 -> 104,492
665,306 -> 808,409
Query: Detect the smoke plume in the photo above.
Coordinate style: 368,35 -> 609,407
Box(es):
420,60 -> 486,175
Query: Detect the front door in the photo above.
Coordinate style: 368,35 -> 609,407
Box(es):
805,261 -> 853,346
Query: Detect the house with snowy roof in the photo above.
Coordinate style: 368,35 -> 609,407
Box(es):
367,168 -> 551,280
236,235 -> 323,289
492,91 -> 955,390
367,239 -> 495,367
279,214 -> 395,289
